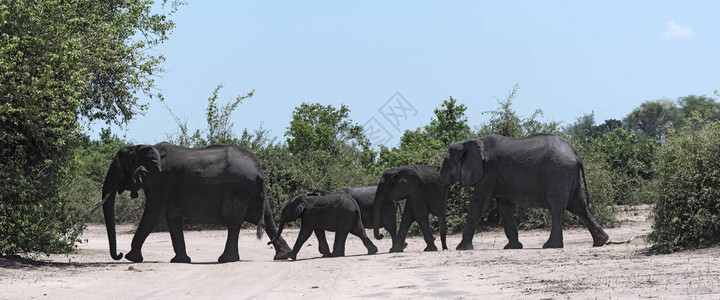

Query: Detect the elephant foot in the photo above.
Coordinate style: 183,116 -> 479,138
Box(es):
542,240 -> 564,249
322,253 -> 332,258
367,245 -> 378,255
424,245 -> 438,252
125,250 -> 143,263
171,254 -> 191,263
455,241 -> 474,251
330,251 -> 346,258
503,241 -> 523,249
389,247 -> 404,253
218,253 -> 240,263
274,249 -> 292,260
593,233 -> 609,247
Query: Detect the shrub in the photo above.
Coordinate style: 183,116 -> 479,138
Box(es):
648,122 -> 720,253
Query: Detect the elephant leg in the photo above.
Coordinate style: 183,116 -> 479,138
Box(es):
438,210 -> 448,251
331,229 -> 349,257
219,202 -> 248,263
126,200 -> 163,262
167,216 -> 191,263
567,203 -> 609,247
457,193 -> 492,251
543,207 -> 565,249
392,202 -> 416,252
263,201 -> 292,260
288,224 -> 313,261
218,222 -> 242,263
497,199 -> 522,249
410,199 -> 437,252
382,203 -> 405,251
351,223 -> 378,255
314,229 -> 331,257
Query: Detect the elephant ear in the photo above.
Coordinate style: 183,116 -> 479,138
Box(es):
460,139 -> 485,187
394,167 -> 420,195
293,198 -> 306,220
130,145 -> 161,198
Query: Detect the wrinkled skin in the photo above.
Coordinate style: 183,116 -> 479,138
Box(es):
333,185 -> 400,252
373,165 -> 448,252
440,134 -> 609,250
269,193 -> 378,260
101,143 -> 291,263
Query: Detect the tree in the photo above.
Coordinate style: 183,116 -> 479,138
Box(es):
376,96 -> 471,170
677,94 -> 720,121
286,103 -> 371,157
0,0 -> 178,255
649,122 -> 720,253
425,96 -> 471,145
564,112 -> 596,142
624,99 -> 684,140
167,85 -> 254,148
477,84 -> 561,138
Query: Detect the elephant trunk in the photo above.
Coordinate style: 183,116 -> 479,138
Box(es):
267,221 -> 286,245
372,193 -> 384,240
439,157 -> 454,186
102,159 -> 123,260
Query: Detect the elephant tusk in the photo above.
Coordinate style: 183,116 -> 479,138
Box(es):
91,192 -> 114,213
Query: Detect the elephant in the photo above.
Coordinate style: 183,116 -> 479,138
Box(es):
99,142 -> 292,263
373,165 -> 448,252
439,133 -> 610,250
335,185 -> 400,252
268,192 -> 378,260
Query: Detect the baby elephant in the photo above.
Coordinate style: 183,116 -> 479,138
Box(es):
268,193 -> 378,260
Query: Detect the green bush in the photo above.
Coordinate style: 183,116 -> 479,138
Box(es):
648,122 -> 720,253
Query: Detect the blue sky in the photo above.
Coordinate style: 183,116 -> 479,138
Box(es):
92,1 -> 720,146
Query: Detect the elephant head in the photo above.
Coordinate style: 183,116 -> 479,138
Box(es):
268,193 -> 311,245
101,145 -> 161,260
372,167 -> 420,240
440,139 -> 485,188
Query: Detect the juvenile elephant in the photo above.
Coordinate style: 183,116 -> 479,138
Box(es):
269,193 -> 378,260
335,185 -> 399,251
99,143 -> 292,263
440,134 -> 609,250
373,165 -> 448,252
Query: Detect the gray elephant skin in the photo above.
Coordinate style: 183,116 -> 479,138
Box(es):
373,165 -> 448,252
440,133 -> 610,250
269,193 -> 378,260
335,185 -> 400,252
100,142 -> 292,263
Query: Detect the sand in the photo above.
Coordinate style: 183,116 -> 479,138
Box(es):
2,205 -> 719,299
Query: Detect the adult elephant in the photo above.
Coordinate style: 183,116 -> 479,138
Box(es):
99,142 -> 292,263
440,134 -> 609,250
336,185 -> 399,251
373,165 -> 448,252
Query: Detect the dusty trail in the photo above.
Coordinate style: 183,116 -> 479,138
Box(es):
2,205 -> 720,299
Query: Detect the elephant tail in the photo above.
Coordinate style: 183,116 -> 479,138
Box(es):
256,177 -> 268,240
580,162 -> 592,207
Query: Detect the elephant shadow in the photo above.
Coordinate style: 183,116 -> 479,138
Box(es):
278,251 -> 394,262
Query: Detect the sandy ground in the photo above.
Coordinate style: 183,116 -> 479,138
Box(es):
2,205 -> 720,299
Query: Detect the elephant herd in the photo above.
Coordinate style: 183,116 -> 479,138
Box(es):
99,133 -> 609,263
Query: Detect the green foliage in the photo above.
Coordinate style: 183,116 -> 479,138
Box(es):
624,99 -> 684,140
0,0 -> 177,255
678,94 -> 720,132
67,129 -> 144,224
476,84 -> 561,138
167,85 -> 255,148
563,112 -> 623,143
426,96 -> 471,145
649,121 -> 720,253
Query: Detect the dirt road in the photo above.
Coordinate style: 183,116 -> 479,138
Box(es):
2,205 -> 719,299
